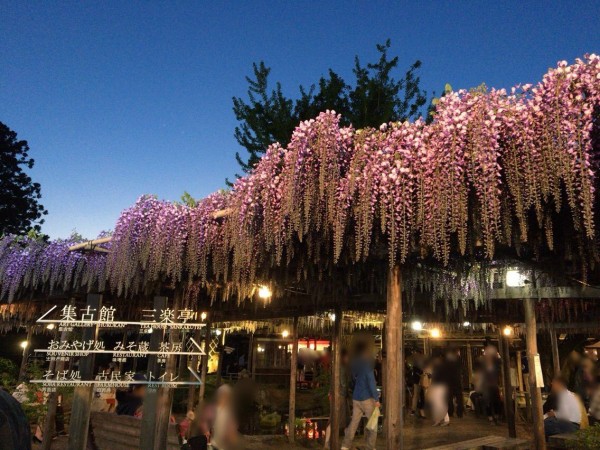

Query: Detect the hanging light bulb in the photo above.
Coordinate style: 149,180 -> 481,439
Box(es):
411,321 -> 423,331
282,330 -> 289,338
258,285 -> 272,300
506,270 -> 526,287
46,323 -> 55,330
503,326 -> 514,337
201,312 -> 207,321
430,328 -> 441,339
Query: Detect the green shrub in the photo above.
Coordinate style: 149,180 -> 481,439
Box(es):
0,357 -> 18,389
570,424 -> 600,449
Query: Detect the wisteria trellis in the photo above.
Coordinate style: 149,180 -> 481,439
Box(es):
1,55 -> 599,303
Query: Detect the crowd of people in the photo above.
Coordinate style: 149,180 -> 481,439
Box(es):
542,349 -> 600,440
5,342 -> 600,449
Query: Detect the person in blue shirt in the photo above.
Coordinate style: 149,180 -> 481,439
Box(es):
342,341 -> 379,450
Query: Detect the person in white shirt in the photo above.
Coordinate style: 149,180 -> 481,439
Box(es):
544,377 -> 582,439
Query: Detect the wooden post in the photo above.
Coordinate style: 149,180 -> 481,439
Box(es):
251,334 -> 258,381
330,307 -> 342,450
154,293 -> 181,449
500,333 -> 516,438
41,326 -> 69,450
247,332 -> 254,373
524,298 -> 546,450
385,265 -> 403,449
68,293 -> 102,450
549,326 -> 561,377
187,327 -> 202,411
466,342 -> 473,388
140,296 -> 167,450
288,316 -> 299,444
18,326 -> 33,381
516,351 -> 524,392
198,321 -> 211,404
215,329 -> 225,386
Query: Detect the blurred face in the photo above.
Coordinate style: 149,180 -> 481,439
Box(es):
485,346 -> 498,358
551,380 -> 566,394
133,385 -> 147,398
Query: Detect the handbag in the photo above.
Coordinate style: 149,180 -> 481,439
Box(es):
365,406 -> 380,432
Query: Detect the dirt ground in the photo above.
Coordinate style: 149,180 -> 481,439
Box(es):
38,412 -> 534,449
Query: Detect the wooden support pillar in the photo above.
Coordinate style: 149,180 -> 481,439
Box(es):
251,334 -> 258,381
247,332 -> 254,373
549,326 -> 561,378
288,316 -> 299,444
198,321 -> 211,404
41,326 -> 69,450
187,327 -> 202,411
140,296 -> 167,450
524,298 -> 546,450
155,293 -> 181,449
466,342 -> 473,388
516,351 -> 524,393
18,326 -> 33,381
385,265 -> 403,450
68,293 -> 102,450
330,307 -> 342,450
215,328 -> 225,386
499,333 -> 516,438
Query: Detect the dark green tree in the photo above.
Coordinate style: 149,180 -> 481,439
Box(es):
231,40 -> 428,180
0,122 -> 47,235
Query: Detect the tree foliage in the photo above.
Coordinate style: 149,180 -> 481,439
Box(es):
0,122 -> 47,235
231,40 -> 427,180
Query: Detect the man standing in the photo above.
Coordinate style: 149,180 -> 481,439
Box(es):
544,377 -> 582,439
342,341 -> 379,450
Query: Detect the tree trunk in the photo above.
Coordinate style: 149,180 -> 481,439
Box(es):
41,326 -> 69,450
385,265 -> 403,449
68,294 -> 102,450
198,321 -> 211,404
466,342 -> 473,388
524,298 -> 546,450
499,333 -> 516,438
330,307 -> 342,450
187,328 -> 203,411
154,292 -> 182,449
288,316 -> 299,444
139,296 -> 167,450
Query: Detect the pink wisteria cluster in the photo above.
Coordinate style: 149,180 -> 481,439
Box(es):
1,55 -> 599,302
218,54 -> 600,285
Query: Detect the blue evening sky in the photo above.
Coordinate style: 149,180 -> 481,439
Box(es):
2,1 -> 599,239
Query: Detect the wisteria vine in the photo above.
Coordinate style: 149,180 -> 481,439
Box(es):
1,55 -> 599,303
